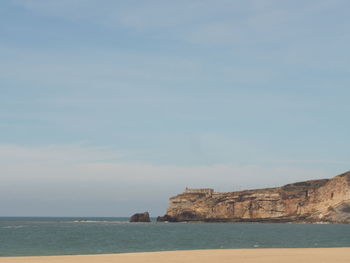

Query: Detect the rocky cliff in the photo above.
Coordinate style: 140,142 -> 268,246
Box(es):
157,171 -> 350,223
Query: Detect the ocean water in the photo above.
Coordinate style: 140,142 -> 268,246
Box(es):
1,217 -> 350,257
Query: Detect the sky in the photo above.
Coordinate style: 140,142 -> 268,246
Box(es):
1,0 -> 350,216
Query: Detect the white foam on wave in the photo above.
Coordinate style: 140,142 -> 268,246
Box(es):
2,225 -> 24,229
73,220 -> 129,224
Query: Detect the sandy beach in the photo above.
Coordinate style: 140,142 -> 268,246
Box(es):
1,248 -> 349,263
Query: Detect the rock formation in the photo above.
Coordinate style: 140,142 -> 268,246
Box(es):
157,171 -> 350,223
130,212 -> 151,222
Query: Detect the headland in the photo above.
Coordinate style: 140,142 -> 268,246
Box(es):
158,171 -> 350,223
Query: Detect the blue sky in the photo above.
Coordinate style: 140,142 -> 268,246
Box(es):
1,0 -> 349,216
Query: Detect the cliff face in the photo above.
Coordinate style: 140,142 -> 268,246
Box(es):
158,171 -> 350,223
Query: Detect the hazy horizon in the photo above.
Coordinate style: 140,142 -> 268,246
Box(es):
1,0 -> 350,216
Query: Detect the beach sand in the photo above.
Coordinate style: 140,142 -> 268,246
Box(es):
1,248 -> 350,263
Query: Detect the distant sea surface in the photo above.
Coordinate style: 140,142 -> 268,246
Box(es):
1,217 -> 350,256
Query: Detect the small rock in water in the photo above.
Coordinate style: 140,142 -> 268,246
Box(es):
129,212 -> 151,222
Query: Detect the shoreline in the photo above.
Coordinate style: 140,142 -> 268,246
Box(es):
1,248 -> 350,263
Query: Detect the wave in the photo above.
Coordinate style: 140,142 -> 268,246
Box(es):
73,220 -> 129,223
2,225 -> 24,229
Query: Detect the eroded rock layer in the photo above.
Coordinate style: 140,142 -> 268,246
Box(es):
158,171 -> 350,223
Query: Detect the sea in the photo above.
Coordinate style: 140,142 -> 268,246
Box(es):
1,217 -> 350,257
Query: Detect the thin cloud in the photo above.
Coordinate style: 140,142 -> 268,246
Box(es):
0,144 -> 123,164
0,144 -> 333,216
